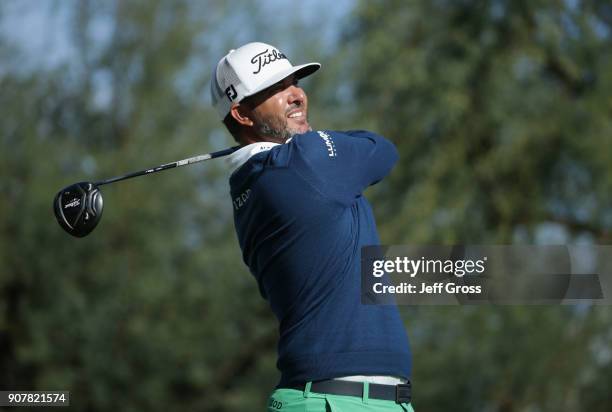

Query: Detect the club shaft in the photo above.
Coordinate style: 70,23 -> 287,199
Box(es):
94,146 -> 240,186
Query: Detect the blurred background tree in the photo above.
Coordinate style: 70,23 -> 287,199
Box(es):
0,0 -> 610,411
347,0 -> 612,410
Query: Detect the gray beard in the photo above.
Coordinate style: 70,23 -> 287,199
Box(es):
256,120 -> 292,142
253,112 -> 311,143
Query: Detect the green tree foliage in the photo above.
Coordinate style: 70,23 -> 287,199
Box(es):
1,0 -> 612,411
1,1 -> 277,410
350,0 -> 612,244
349,1 -> 612,410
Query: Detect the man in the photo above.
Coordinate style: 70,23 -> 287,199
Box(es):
211,42 -> 413,411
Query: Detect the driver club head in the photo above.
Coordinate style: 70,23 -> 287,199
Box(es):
53,182 -> 104,237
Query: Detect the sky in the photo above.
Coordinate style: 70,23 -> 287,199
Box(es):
0,0 -> 356,116
0,0 -> 356,73
1,0 -> 75,70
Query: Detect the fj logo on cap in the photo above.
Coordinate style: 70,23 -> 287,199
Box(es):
251,49 -> 287,74
225,85 -> 238,101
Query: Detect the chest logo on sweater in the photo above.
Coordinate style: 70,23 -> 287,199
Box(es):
233,188 -> 251,211
317,131 -> 336,158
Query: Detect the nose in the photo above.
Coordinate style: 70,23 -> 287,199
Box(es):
287,84 -> 305,106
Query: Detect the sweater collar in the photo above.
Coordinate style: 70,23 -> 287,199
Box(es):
226,138 -> 292,175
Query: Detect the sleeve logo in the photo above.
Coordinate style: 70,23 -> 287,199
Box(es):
233,188 -> 251,211
317,131 -> 337,158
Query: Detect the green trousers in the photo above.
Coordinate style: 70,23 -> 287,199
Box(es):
267,383 -> 414,412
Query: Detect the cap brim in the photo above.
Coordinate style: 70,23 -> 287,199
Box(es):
242,62 -> 321,99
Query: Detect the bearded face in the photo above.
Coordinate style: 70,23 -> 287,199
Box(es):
242,75 -> 311,144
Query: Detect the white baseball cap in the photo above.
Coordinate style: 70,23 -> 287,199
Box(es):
210,42 -> 320,119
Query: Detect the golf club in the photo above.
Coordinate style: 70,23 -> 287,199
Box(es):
53,145 -> 240,237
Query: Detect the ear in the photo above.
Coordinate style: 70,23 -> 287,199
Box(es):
230,103 -> 254,127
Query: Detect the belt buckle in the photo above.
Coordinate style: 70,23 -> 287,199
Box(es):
395,382 -> 411,404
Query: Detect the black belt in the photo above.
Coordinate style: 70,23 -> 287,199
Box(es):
287,379 -> 411,404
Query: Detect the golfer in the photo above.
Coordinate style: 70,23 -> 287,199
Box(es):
211,42 -> 413,412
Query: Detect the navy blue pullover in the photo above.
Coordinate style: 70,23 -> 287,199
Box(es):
228,130 -> 411,386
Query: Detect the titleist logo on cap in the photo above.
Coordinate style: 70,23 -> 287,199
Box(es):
251,49 -> 287,74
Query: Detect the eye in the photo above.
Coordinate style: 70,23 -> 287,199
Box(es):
272,81 -> 286,91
